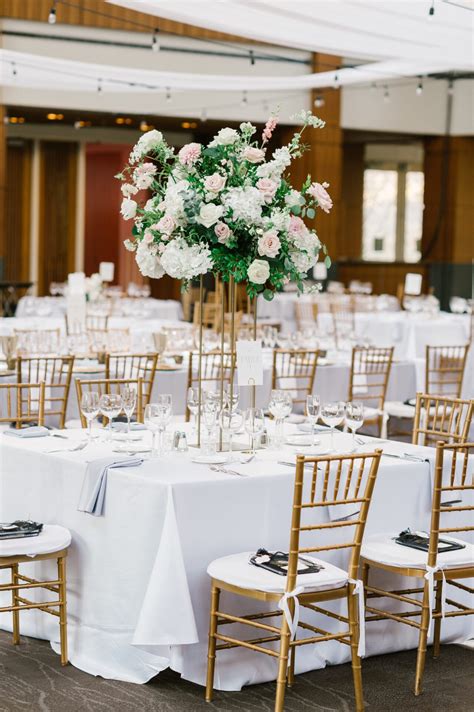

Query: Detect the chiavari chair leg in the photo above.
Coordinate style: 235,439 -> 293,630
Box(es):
11,564 -> 20,645
414,580 -> 431,695
361,562 -> 370,593
57,556 -> 68,666
348,588 -> 364,712
433,580 -> 443,659
205,584 -> 220,702
287,645 -> 296,688
274,618 -> 291,712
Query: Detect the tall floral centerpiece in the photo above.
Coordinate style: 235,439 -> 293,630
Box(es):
118,110 -> 332,300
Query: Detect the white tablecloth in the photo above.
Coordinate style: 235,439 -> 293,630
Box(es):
0,427 -> 472,687
15,296 -> 183,322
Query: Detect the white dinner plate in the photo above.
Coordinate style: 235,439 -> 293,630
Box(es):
286,434 -> 320,447
112,444 -> 151,454
192,454 -> 228,465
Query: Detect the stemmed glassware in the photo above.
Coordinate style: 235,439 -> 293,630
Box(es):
345,401 -> 364,450
187,387 -> 200,435
144,404 -> 160,456
202,394 -> 220,455
320,401 -> 345,452
244,407 -> 265,456
155,394 -> 173,455
268,390 -> 292,445
121,385 -> 137,439
224,384 -> 239,412
219,408 -> 243,462
80,391 -> 100,445
306,394 -> 321,447
99,393 -> 123,442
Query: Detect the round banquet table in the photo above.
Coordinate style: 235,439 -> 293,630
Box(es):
0,425 -> 472,687
14,296 -> 183,322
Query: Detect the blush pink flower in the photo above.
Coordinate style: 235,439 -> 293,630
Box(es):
256,177 -> 278,202
156,214 -> 175,235
262,116 -> 278,144
143,231 -> 154,244
178,142 -> 202,166
204,173 -> 226,193
133,162 -> 157,190
242,146 -> 265,163
307,181 -> 333,213
288,215 -> 307,236
258,230 -> 281,259
214,221 -> 233,245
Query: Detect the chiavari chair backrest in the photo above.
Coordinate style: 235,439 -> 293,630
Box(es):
75,377 -> 144,427
0,382 -> 46,428
88,328 -> 131,354
412,393 -> 474,447
425,344 -> 469,398
330,298 -> 355,346
85,314 -> 109,331
428,441 -> 474,569
16,355 -> 74,429
272,349 -> 319,407
295,301 -> 318,330
186,351 -> 234,420
348,346 -> 394,411
285,450 -> 382,591
105,353 -> 158,406
14,328 -> 61,354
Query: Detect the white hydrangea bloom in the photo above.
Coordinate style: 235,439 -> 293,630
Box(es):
223,186 -> 265,225
266,208 -> 291,232
135,241 -> 165,279
160,238 -> 213,280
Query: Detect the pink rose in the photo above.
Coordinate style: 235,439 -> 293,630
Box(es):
143,231 -> 154,244
288,215 -> 307,236
242,146 -> 265,163
307,181 -> 333,213
262,116 -> 277,143
133,162 -> 156,190
156,214 -> 175,235
258,230 -> 281,259
204,173 -> 226,193
256,177 -> 278,202
214,221 -> 233,245
178,142 -> 202,165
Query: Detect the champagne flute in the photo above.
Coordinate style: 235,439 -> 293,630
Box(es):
144,403 -> 159,456
81,391 -> 99,445
244,407 -> 265,456
345,401 -> 364,450
187,387 -> 200,434
320,401 -> 345,452
224,384 -> 239,412
99,393 -> 123,442
268,390 -> 292,445
306,394 -> 321,447
155,394 -> 173,455
219,408 -> 243,462
121,385 -> 137,439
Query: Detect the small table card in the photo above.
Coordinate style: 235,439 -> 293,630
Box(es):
99,262 -> 115,282
67,293 -> 86,332
236,340 -> 264,387
68,271 -> 86,294
404,272 -> 422,296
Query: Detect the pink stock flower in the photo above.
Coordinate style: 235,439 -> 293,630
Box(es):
133,162 -> 157,190
258,230 -> 281,259
256,177 -> 278,202
262,116 -> 278,143
178,142 -> 202,166
307,181 -> 333,213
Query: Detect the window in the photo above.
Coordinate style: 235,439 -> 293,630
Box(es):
362,164 -> 424,263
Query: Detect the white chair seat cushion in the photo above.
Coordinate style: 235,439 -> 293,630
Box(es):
364,406 -> 384,421
207,551 -> 348,593
384,401 -> 415,418
361,533 -> 474,570
0,525 -> 71,558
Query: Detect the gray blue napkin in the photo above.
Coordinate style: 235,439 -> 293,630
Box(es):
78,456 -> 143,516
3,426 -> 50,439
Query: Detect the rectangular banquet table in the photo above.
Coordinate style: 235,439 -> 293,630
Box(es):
0,426 -> 472,688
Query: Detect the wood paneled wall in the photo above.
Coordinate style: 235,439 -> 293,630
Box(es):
37,141 -> 77,294
340,142 -> 364,260
0,106 -> 6,280
337,261 -> 428,297
4,140 -> 32,281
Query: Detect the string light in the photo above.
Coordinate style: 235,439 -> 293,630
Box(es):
416,78 -> 424,95
165,87 -> 172,103
383,85 -> 390,103
48,2 -> 57,24
11,62 -> 17,78
249,50 -> 255,66
152,28 -> 160,52
241,91 -> 248,106
314,94 -> 325,108
429,0 -> 435,17
97,78 -> 102,93
333,71 -> 339,88
200,107 -> 208,122
447,78 -> 454,96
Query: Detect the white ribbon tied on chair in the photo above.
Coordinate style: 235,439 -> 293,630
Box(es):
349,578 -> 366,658
424,565 -> 447,637
278,586 -> 305,641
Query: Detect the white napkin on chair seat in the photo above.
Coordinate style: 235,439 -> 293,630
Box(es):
78,456 -> 143,516
3,426 -> 50,438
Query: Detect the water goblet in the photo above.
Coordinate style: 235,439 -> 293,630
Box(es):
80,391 -> 99,445
224,384 -> 239,412
306,394 -> 321,447
99,393 -> 123,442
121,385 -> 137,439
321,401 -> 345,452
268,389 -> 292,445
244,407 -> 265,456
155,394 -> 173,455
219,408 -> 243,462
345,401 -> 364,450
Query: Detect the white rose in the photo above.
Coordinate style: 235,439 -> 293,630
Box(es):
197,203 -> 223,228
214,127 -> 239,145
247,259 -> 270,285
204,173 -> 226,193
242,146 -> 265,163
121,183 -> 138,198
120,198 -> 137,220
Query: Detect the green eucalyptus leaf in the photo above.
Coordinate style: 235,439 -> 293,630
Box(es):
324,255 -> 332,268
263,289 -> 275,301
306,207 -> 315,219
290,205 -> 301,215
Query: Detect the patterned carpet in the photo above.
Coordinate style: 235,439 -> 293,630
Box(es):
0,631 -> 472,712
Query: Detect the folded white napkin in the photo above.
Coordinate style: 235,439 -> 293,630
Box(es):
78,456 -> 143,516
3,426 -> 50,439
111,421 -> 147,432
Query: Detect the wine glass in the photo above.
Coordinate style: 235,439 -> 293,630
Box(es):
219,408 -> 243,462
202,401 -> 219,455
268,390 -> 292,445
306,394 -> 321,447
345,401 -> 364,450
99,393 -> 123,442
155,394 -> 173,455
144,403 -> 159,456
187,387 -> 200,434
244,408 -> 265,456
121,385 -> 137,439
320,401 -> 345,452
224,384 -> 239,412
81,391 -> 99,445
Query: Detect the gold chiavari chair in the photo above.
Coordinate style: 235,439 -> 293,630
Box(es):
87,328 -> 131,354
14,328 -> 61,354
186,351 -> 234,421
85,313 -> 109,331
295,301 -> 318,330
348,347 -> 394,437
0,382 -> 46,428
361,441 -> 474,695
105,353 -> 158,406
330,299 -> 355,347
205,449 -> 383,712
16,356 -> 74,429
75,377 -> 144,427
272,349 -> 319,411
0,524 -> 71,666
412,394 -> 474,447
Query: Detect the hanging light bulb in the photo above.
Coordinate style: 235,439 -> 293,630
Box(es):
314,94 -> 325,108
165,87 -> 172,103
48,3 -> 57,24
249,50 -> 255,66
152,28 -> 160,52
447,79 -> 454,96
333,71 -> 339,88
428,1 -> 435,18
11,62 -> 17,78
383,85 -> 390,103
201,107 -> 208,123
241,91 -> 248,106
416,78 -> 423,96
97,78 -> 102,93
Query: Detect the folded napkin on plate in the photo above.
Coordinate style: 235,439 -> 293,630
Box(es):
78,456 -> 143,516
3,426 -> 50,439
111,421 -> 147,432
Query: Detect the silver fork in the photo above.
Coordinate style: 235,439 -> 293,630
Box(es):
46,441 -> 88,454
210,465 -> 248,477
